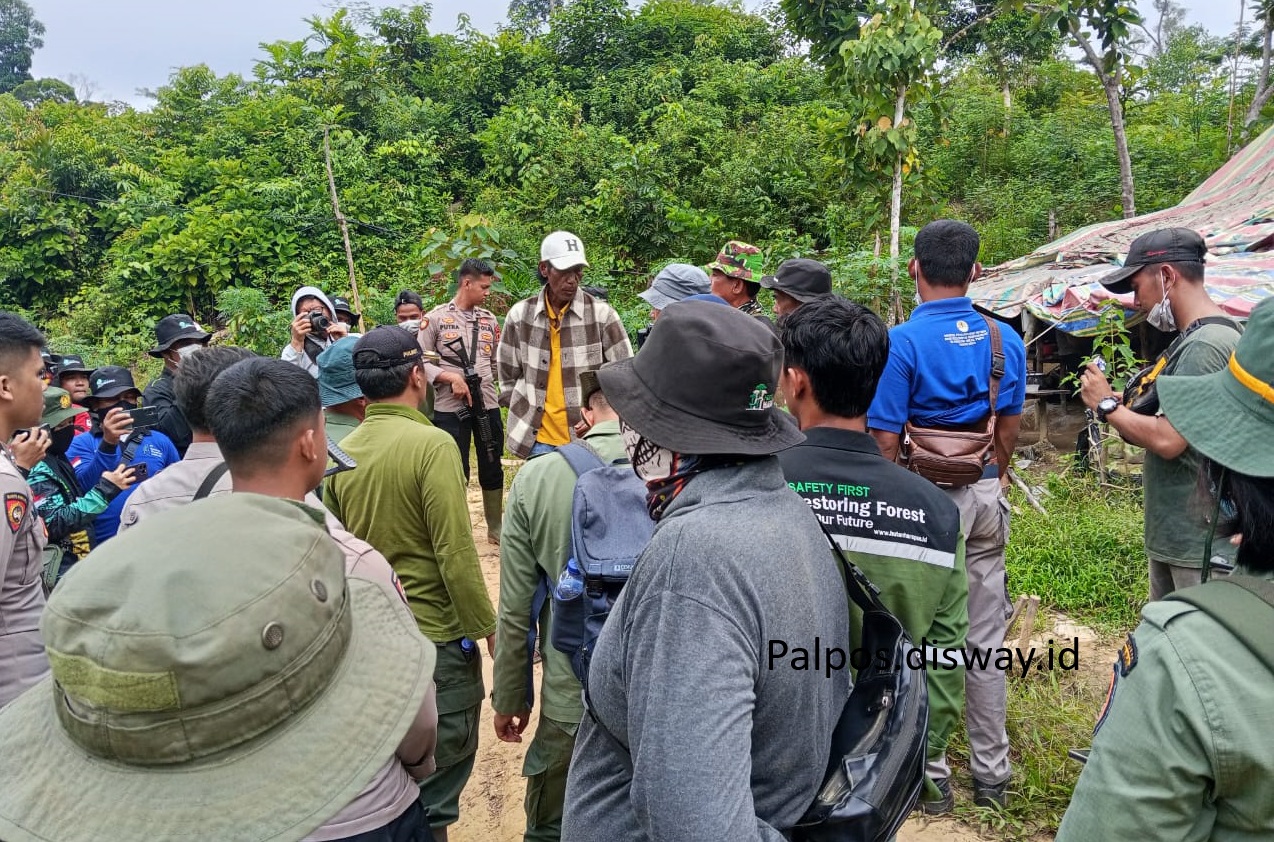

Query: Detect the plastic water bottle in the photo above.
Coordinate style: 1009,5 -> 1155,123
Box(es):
555,558 -> 584,601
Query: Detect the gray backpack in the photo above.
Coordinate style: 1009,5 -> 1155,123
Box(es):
550,442 -> 655,684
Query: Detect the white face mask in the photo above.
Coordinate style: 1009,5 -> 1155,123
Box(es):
399,319 -> 421,333
1146,275 -> 1177,332
171,344 -> 201,364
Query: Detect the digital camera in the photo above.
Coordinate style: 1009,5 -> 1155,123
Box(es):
308,311 -> 332,334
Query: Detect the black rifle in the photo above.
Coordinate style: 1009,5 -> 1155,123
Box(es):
442,328 -> 499,466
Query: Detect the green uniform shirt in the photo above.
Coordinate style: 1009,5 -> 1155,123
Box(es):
1058,568 -> 1274,840
323,409 -> 361,445
492,420 -> 628,724
324,403 -> 496,644
1144,322 -> 1241,567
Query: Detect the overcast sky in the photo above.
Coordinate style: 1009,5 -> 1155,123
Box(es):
28,0 -> 1249,107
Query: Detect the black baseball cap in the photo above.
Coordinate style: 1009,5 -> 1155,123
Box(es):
331,296 -> 360,320
393,290 -> 424,311
148,314 -> 211,358
88,366 -> 140,400
353,326 -> 423,370
1099,228 -> 1207,295
56,354 -> 93,377
759,258 -> 833,303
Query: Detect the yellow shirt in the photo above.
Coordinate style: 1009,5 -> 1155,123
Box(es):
537,301 -> 570,445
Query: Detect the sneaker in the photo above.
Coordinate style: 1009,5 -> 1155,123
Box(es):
919,777 -> 953,815
972,777 -> 1009,809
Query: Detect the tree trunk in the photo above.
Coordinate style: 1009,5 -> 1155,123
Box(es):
1072,23 -> 1136,218
1243,21 -> 1274,141
1002,79 -> 1012,136
1105,76 -> 1136,218
889,84 -> 907,324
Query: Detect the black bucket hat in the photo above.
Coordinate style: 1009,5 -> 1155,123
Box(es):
760,258 -> 834,303
148,314 -> 211,358
1099,227 -> 1207,295
88,366 -> 140,400
331,296 -> 360,321
596,300 -> 804,455
56,354 -> 93,377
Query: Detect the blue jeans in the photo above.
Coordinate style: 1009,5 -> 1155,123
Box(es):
528,442 -> 559,459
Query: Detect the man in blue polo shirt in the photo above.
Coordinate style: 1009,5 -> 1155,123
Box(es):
868,219 -> 1027,809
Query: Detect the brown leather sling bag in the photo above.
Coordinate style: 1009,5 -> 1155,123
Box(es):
899,317 -> 1005,488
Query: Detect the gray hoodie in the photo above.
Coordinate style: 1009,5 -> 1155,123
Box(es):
562,457 -> 851,842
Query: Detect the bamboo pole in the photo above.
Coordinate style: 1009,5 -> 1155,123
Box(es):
324,126 -> 366,333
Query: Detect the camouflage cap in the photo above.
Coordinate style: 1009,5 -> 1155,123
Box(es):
0,493 -> 436,842
40,387 -> 83,428
706,240 -> 764,282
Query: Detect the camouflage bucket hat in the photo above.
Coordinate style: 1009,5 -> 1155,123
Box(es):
706,240 -> 764,282
0,493 -> 436,842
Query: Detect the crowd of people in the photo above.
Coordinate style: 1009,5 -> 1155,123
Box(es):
0,219 -> 1269,842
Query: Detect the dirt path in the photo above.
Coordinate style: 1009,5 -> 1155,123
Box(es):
450,484 -> 1004,842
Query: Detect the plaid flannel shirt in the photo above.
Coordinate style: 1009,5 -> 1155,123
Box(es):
497,287 -> 632,458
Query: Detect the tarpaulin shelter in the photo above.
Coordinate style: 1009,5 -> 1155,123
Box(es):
971,124 -> 1274,339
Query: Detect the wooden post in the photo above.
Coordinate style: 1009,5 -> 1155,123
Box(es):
324,126 -> 366,333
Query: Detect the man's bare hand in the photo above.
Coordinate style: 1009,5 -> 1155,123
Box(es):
289,313 -> 314,350
101,408 -> 133,447
485,632 -> 496,659
102,462 -> 136,491
10,428 -> 49,470
1078,363 -> 1118,412
327,321 -> 349,340
494,710 -> 530,743
443,371 -> 472,406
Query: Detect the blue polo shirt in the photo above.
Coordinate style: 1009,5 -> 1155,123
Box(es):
67,429 -> 180,543
868,297 -> 1027,433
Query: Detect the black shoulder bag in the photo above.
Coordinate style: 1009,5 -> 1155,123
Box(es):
793,524 -> 929,842
1123,316 -> 1244,415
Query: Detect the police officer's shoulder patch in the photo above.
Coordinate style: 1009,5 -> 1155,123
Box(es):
5,492 -> 26,533
1118,633 -> 1138,677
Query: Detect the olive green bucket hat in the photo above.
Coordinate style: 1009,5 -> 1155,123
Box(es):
1159,297 -> 1274,477
39,386 -> 83,428
0,493 -> 436,842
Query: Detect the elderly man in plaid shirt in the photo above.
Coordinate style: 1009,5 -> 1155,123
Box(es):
498,231 -> 632,459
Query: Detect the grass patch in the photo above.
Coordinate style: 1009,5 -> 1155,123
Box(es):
1005,471 -> 1146,634
946,648 -> 1108,838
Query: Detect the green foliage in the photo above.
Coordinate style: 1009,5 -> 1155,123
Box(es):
412,213 -> 527,305
0,0 -> 42,94
1005,472 -> 1146,632
0,0 -> 1266,371
9,77 -> 73,107
217,287 -> 289,357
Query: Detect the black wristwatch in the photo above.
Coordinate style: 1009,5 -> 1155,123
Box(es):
1096,396 -> 1120,422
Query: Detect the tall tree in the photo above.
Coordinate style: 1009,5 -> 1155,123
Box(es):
508,0 -> 557,34
1243,0 -> 1274,140
0,0 -> 43,93
785,0 -> 942,316
1036,0 -> 1143,218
